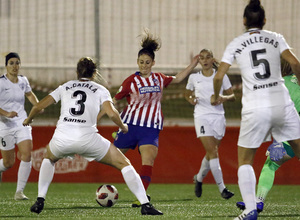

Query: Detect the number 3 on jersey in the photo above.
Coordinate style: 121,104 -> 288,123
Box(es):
70,90 -> 87,116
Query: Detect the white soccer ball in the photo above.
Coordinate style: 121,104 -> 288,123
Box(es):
95,184 -> 118,207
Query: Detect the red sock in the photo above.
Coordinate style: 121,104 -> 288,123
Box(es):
140,165 -> 152,191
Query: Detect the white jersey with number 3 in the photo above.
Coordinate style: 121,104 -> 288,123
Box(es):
221,29 -> 293,111
50,80 -> 112,140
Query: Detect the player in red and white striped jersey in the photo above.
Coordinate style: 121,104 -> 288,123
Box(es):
113,29 -> 199,207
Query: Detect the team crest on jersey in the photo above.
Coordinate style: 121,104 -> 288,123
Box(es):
153,78 -> 160,86
19,83 -> 25,90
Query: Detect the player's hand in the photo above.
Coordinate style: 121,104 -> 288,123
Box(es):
211,95 -> 222,106
6,111 -> 18,118
267,141 -> 287,161
188,96 -> 197,105
23,118 -> 33,126
121,124 -> 128,134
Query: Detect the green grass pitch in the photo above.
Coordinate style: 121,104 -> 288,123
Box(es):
0,183 -> 299,219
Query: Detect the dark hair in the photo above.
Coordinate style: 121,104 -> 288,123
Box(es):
77,57 -> 97,79
200,48 -> 219,70
138,29 -> 161,60
5,52 -> 20,66
243,0 -> 265,29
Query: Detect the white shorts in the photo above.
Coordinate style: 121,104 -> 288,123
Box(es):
194,114 -> 226,140
0,126 -> 32,151
49,132 -> 111,162
238,104 -> 300,148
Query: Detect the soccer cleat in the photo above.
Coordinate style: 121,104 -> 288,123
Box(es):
236,201 -> 264,213
132,194 -> 151,208
30,197 -> 45,214
193,175 -> 203,197
221,188 -> 234,200
234,209 -> 258,220
141,203 -> 163,215
14,191 -> 29,200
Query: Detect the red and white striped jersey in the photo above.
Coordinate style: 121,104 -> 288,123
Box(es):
115,72 -> 173,130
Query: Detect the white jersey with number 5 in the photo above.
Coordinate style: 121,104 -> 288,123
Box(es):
50,80 -> 112,140
221,29 -> 293,111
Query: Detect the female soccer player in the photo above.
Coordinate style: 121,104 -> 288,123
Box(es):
0,52 -> 40,200
185,49 -> 235,199
236,59 -> 300,213
24,57 -> 162,215
212,0 -> 300,219
112,29 -> 199,207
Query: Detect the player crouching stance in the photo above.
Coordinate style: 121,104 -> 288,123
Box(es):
23,57 -> 162,215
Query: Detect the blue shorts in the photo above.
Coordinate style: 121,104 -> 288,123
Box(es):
114,124 -> 160,149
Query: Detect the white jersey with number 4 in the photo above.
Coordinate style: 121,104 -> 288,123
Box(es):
50,80 -> 112,140
221,29 -> 293,111
186,70 -> 232,117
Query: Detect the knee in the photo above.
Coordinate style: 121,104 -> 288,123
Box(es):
19,152 -> 32,162
3,159 -> 15,169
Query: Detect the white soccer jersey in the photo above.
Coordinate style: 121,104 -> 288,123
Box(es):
186,70 -> 232,117
0,74 -> 31,129
50,80 -> 112,140
221,29 -> 293,111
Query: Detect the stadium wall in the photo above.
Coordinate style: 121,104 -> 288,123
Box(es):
2,126 -> 299,185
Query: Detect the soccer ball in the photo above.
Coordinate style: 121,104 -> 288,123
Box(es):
95,184 -> 118,207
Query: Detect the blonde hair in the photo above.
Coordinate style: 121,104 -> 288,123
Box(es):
200,48 -> 219,70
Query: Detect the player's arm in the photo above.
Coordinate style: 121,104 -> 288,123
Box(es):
171,55 -> 199,84
25,91 -> 39,106
219,87 -> 236,103
281,49 -> 300,84
0,108 -> 18,118
212,62 -> 231,105
102,100 -> 128,134
23,95 -> 56,125
184,89 -> 197,105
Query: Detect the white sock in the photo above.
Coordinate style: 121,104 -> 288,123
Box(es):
197,157 -> 210,182
0,159 -> 9,172
238,164 -> 256,211
121,165 -> 148,204
38,159 -> 55,198
210,158 -> 226,192
16,161 -> 32,192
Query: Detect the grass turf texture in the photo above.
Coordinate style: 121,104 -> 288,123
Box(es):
0,183 -> 299,219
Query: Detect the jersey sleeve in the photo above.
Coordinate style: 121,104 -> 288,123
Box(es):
49,85 -> 63,103
100,87 -> 113,105
185,74 -> 194,91
114,75 -> 133,100
221,40 -> 236,65
23,76 -> 32,93
277,33 -> 291,54
161,73 -> 173,88
222,74 -> 233,90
